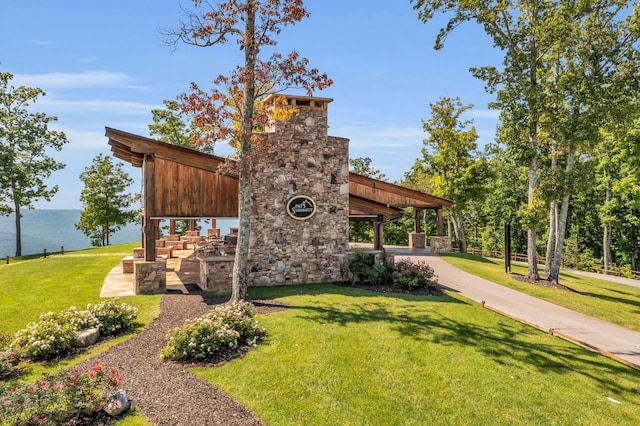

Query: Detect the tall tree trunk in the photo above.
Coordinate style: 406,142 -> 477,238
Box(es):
544,140 -> 558,275
527,156 -> 540,279
13,198 -> 22,257
545,200 -> 557,275
451,209 -> 467,253
548,146 -> 577,283
231,0 -> 256,303
603,184 -> 612,275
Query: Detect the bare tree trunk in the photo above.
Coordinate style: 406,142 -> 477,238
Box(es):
527,156 -> 540,279
451,209 -> 467,253
544,140 -> 558,275
548,146 -> 577,283
603,184 -> 612,275
13,199 -> 22,257
544,200 -> 557,275
231,1 -> 256,303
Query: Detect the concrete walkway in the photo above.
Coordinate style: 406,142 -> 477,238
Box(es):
392,247 -> 640,370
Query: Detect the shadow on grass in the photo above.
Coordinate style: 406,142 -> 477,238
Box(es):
250,283 -> 638,397
441,252 -> 496,264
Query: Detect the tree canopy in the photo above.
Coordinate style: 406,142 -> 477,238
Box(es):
76,154 -> 139,247
0,70 -> 68,256
164,0 -> 332,301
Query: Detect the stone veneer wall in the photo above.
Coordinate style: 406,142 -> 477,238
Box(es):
247,103 -> 350,285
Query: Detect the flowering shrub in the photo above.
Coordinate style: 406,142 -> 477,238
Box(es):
11,314 -> 78,360
161,301 -> 265,362
10,300 -> 139,361
391,258 -> 436,291
347,253 -> 437,292
87,299 -> 139,336
0,349 -> 21,379
0,361 -> 122,425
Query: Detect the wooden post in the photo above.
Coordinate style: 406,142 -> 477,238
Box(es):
143,153 -> 156,261
373,215 -> 384,250
190,219 -> 196,231
413,208 -> 422,233
169,219 -> 176,235
436,207 -> 444,236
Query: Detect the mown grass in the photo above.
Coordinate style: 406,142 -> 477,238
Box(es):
0,243 -> 161,374
0,243 -> 152,334
192,284 -> 640,426
440,253 -> 640,333
0,243 -> 156,425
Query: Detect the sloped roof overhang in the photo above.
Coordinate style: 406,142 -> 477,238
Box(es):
106,128 -> 452,221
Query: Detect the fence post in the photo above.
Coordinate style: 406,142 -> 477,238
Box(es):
61,246 -> 64,255
43,249 -> 47,258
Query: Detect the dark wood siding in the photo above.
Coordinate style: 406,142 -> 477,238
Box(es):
151,157 -> 238,217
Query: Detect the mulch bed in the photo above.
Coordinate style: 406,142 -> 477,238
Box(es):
68,284 -> 436,425
511,275 -> 582,293
68,293 -> 287,426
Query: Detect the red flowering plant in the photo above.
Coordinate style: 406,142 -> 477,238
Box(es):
0,361 -> 122,424
391,258 -> 437,291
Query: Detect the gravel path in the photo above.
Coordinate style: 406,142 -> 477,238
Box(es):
70,293 -> 284,425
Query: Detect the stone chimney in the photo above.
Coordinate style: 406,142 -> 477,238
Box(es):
248,94 -> 350,285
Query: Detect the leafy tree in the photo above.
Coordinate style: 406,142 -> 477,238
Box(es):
412,0 -> 560,278
149,99 -> 215,155
164,0 -> 332,302
597,114 -> 640,271
349,156 -> 387,181
411,97 -> 490,253
541,0 -> 640,283
76,154 -> 140,246
412,0 -> 640,281
0,71 -> 68,256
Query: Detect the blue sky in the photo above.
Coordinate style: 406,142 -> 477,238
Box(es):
1,0 -> 502,210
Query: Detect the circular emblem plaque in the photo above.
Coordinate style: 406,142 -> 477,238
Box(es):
286,195 -> 317,220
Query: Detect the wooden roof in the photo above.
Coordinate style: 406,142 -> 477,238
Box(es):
105,128 -> 452,220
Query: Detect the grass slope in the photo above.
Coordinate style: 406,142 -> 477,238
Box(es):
192,284 -> 640,426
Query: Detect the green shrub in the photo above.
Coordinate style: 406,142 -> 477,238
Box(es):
391,258 -> 436,291
347,253 -> 437,291
10,300 -> 139,361
87,299 -> 139,336
161,302 -> 265,362
0,361 -> 121,425
0,349 -> 21,379
11,314 -> 78,360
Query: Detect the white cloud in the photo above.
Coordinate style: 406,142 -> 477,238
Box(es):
38,97 -> 161,115
12,70 -> 142,90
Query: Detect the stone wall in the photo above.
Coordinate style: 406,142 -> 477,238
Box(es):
247,99 -> 350,285
199,257 -> 234,292
134,261 -> 166,294
430,236 -> 452,253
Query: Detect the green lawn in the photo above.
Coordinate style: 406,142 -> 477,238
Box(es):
440,253 -> 640,333
0,243 -> 157,425
0,242 -> 154,334
3,248 -> 640,425
192,284 -> 640,426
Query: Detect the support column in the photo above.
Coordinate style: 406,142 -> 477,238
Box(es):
436,207 -> 444,236
143,153 -> 156,261
373,215 -> 384,250
170,219 -> 176,235
413,209 -> 422,233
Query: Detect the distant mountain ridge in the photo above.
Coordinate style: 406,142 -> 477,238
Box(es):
0,210 -> 237,257
0,210 -> 139,257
